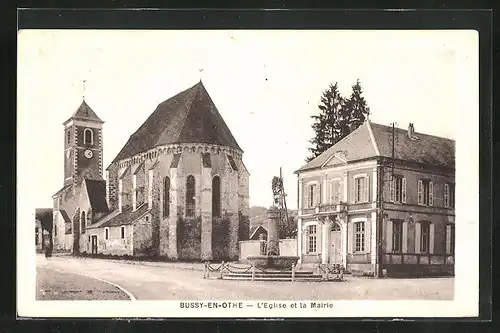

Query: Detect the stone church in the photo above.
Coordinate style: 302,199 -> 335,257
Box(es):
52,81 -> 250,261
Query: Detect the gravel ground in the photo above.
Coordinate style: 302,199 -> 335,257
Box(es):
37,255 -> 454,300
36,267 -> 131,300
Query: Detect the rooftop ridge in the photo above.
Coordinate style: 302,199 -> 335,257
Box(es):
110,81 -> 242,164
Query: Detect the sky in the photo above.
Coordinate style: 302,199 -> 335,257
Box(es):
18,30 -> 474,210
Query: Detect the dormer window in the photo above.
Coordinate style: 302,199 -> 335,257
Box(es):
84,128 -> 94,145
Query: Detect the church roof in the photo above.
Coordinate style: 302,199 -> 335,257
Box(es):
52,184 -> 71,198
111,81 -> 242,164
84,179 -> 109,213
59,210 -> 71,223
64,100 -> 104,125
296,121 -> 455,173
87,204 -> 149,229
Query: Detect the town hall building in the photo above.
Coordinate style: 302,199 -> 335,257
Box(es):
295,121 -> 455,277
52,81 -> 250,261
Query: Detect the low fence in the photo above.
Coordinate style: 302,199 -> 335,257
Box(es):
203,261 -> 344,282
383,253 -> 455,277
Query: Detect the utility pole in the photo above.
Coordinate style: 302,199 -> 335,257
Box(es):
280,167 -> 290,234
377,161 -> 384,278
377,122 -> 397,278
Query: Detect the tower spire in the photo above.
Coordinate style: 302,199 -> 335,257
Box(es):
199,68 -> 203,82
82,79 -> 87,101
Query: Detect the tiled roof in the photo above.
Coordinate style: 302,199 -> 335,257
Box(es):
84,179 -> 109,213
119,166 -> 131,179
149,160 -> 160,170
227,155 -> 238,171
59,210 -> 71,223
170,153 -> 181,168
64,100 -> 104,124
87,204 -> 149,229
249,225 -> 267,240
370,122 -> 455,169
296,121 -> 455,172
52,184 -> 71,198
111,81 -> 242,164
132,161 -> 145,175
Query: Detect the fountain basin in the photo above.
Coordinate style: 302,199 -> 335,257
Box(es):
246,255 -> 299,270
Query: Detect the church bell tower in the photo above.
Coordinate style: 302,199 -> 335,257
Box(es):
63,100 -> 104,186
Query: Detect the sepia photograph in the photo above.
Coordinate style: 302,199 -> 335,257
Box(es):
17,28 -> 479,318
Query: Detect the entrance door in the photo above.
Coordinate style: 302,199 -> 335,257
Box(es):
91,235 -> 98,254
329,223 -> 342,264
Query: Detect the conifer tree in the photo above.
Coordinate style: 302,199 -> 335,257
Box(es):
307,80 -> 371,162
343,79 -> 371,132
307,83 -> 343,162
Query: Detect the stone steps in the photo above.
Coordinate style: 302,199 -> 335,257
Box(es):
225,270 -> 317,276
224,272 -> 317,278
222,275 -> 323,282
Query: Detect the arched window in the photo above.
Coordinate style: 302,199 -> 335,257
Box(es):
84,128 -> 93,145
163,177 -> 170,217
186,175 -> 196,217
212,175 -> 221,217
81,211 -> 86,234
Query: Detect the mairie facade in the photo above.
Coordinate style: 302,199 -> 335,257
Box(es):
52,81 -> 250,261
295,121 -> 455,277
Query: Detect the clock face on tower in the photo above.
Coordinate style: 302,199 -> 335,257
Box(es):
84,149 -> 93,159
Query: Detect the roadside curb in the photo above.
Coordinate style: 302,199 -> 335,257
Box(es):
49,267 -> 137,301
76,256 -> 206,272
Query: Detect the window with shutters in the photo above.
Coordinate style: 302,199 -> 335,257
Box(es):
390,175 -> 406,203
392,220 -> 403,253
186,175 -> 196,217
354,176 -> 368,203
354,221 -> 365,252
329,179 -> 341,204
307,183 -> 318,208
420,222 -> 430,253
444,183 -> 455,208
307,224 -> 317,253
417,179 -> 433,206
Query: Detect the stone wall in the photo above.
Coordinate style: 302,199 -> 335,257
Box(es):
133,212 -> 153,256
107,143 -> 250,261
212,216 -> 230,260
92,225 -> 133,256
238,240 -> 262,261
106,165 -> 118,211
177,216 -> 201,260
52,178 -> 93,253
279,239 -> 298,256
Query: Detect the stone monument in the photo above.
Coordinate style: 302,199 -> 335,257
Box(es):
246,206 -> 299,270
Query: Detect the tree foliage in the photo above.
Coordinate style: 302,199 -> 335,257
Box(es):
307,79 -> 371,162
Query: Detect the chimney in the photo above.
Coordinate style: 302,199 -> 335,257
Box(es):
408,123 -> 414,138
